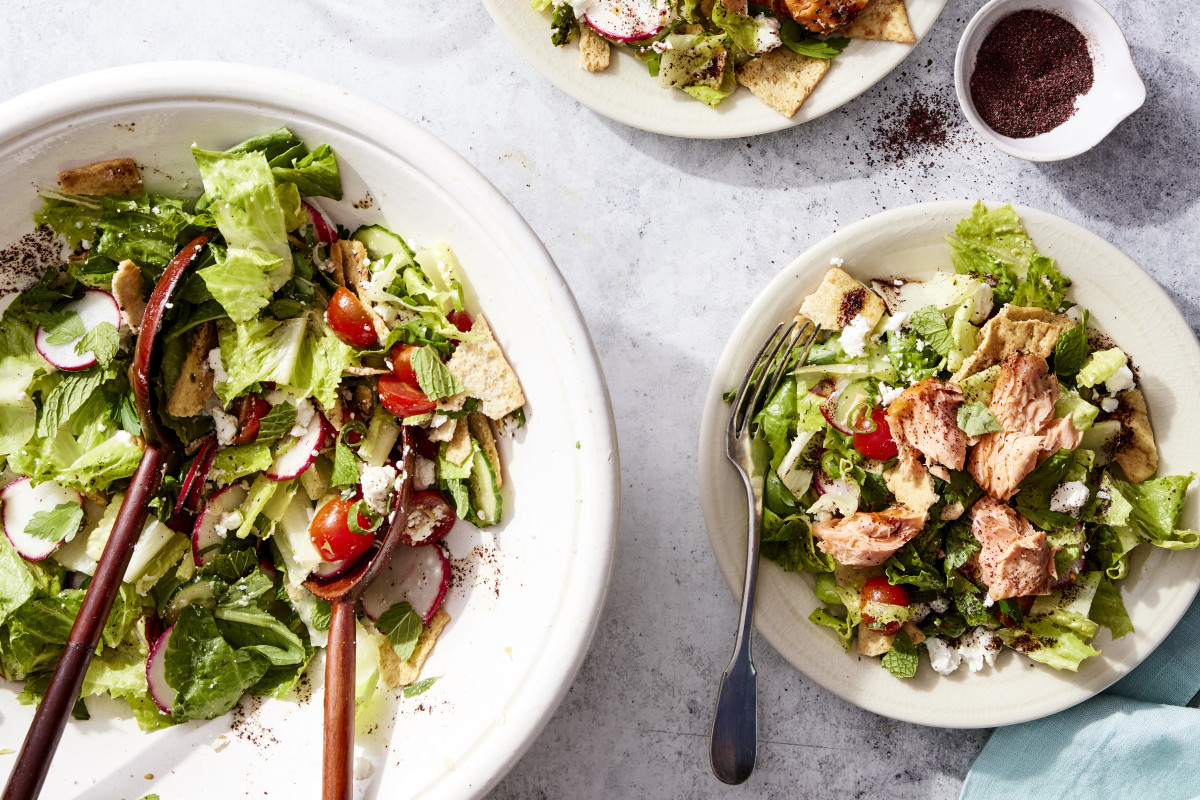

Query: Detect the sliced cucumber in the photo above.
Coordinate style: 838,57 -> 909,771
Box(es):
833,379 -> 875,434
164,577 -> 222,625
360,406 -> 401,468
466,441 -> 502,527
352,224 -> 416,265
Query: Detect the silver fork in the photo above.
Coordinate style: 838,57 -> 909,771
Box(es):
709,318 -> 819,786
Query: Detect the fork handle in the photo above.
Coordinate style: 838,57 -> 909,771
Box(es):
710,467 -> 762,785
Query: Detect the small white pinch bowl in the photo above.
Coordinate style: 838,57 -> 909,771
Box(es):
954,0 -> 1146,161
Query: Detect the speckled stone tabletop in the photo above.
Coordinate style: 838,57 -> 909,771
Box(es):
0,0 -> 1196,797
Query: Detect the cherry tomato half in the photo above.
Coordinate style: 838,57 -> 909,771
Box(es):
231,394 -> 271,445
448,309 -> 473,335
388,344 -> 420,385
326,286 -> 377,348
309,497 -> 375,564
378,373 -> 435,417
859,576 -> 910,635
402,490 -> 457,545
852,407 -> 898,461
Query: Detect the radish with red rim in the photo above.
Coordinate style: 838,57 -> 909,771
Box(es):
174,434 -> 217,516
360,543 -> 449,624
146,626 -> 176,714
583,0 -> 676,43
192,483 -> 249,566
1,477 -> 83,561
35,289 -> 122,371
265,410 -> 326,481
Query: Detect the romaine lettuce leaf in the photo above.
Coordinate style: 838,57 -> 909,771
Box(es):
1076,347 -> 1127,389
1012,254 -> 1071,311
945,201 -> 1034,306
1108,473 -> 1198,550
164,604 -> 269,720
997,609 -> 1100,671
199,247 -> 278,322
216,315 -> 356,409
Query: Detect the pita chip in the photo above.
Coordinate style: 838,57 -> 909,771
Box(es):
844,0 -> 916,44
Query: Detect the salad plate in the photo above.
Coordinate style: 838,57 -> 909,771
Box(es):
698,200 -> 1200,727
482,0 -> 948,139
0,63 -> 619,799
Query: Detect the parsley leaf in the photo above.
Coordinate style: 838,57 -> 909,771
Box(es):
39,309 -> 86,346
76,321 -> 120,367
254,403 -> 297,445
402,677 -> 438,698
37,367 -> 106,438
410,346 -> 465,401
909,305 -> 955,356
880,630 -> 920,678
375,602 -> 422,661
25,502 -> 83,543
956,401 -> 1004,437
1054,309 -> 1090,379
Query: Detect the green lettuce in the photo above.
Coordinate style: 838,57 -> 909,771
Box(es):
711,2 -> 759,53
199,247 -> 278,322
223,127 -> 343,201
216,315 -> 357,409
1108,473 -> 1198,550
1012,254 -> 1071,311
998,609 -> 1100,671
946,201 -> 1035,306
165,604 -> 270,720
1076,347 -> 1127,389
1055,387 -> 1099,431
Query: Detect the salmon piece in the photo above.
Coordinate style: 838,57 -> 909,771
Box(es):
1039,417 -> 1083,460
969,497 -> 1054,601
989,353 -> 1058,435
968,432 -> 1043,500
773,0 -> 870,33
886,378 -> 967,472
812,505 -> 926,567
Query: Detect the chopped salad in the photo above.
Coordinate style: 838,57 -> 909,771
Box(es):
753,202 -> 1195,678
0,129 -> 524,728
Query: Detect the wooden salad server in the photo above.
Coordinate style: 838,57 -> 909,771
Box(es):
303,426 -> 415,800
2,232 -> 213,800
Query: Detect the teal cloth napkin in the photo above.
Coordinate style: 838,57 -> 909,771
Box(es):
960,596 -> 1200,800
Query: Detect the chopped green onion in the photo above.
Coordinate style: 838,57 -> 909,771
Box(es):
347,498 -> 382,536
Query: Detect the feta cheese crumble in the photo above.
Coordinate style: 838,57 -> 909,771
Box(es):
839,313 -> 874,358
751,13 -> 781,54
879,383 -> 903,407
414,455 -> 436,491
210,406 -> 238,446
1050,481 -> 1090,516
359,464 -> 397,515
1101,396 -> 1120,413
1105,365 -> 1134,394
207,347 -> 228,386
927,628 -> 1001,675
215,510 -> 242,535
881,311 -> 909,333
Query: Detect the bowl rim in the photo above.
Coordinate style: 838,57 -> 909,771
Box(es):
0,61 -> 622,799
953,0 -> 1146,162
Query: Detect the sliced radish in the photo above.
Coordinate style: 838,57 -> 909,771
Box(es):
310,556 -> 353,579
192,484 -> 249,566
174,434 -> 217,516
303,200 -> 336,245
584,0 -> 676,43
360,543 -> 450,624
1,478 -> 83,561
265,412 -> 326,481
35,289 -> 122,371
146,626 -> 176,714
819,379 -> 855,434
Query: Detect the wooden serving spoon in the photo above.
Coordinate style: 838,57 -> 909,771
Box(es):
304,427 -> 415,800
2,233 -> 212,800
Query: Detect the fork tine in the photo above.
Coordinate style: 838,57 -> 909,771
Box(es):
760,321 -> 820,409
736,321 -> 796,437
728,323 -> 784,438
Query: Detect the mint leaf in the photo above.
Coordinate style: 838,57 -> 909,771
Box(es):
40,309 -> 86,345
909,305 -> 955,356
375,602 -> 422,661
881,630 -> 920,678
410,346 -> 465,401
330,432 -> 359,488
309,597 -> 331,632
76,321 -> 120,367
1054,310 -> 1090,378
402,676 -> 438,698
254,403 -> 297,445
36,367 -> 105,438
26,502 -> 83,544
779,19 -> 849,59
943,518 -> 980,573
956,401 -> 1004,437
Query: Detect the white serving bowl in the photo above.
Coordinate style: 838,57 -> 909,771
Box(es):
954,0 -> 1145,161
0,63 -> 619,800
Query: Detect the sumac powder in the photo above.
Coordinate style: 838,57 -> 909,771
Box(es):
969,10 -> 1093,138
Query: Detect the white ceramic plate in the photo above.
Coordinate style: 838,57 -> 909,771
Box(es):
0,63 -> 619,799
698,201 -> 1200,727
483,0 -> 948,139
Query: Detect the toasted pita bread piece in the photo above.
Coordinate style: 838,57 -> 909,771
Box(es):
844,0 -> 915,43
951,306 -> 1071,382
166,321 -> 217,418
579,24 -> 611,72
736,47 -> 830,118
1114,389 -> 1157,483
111,260 -> 146,332
378,608 -> 450,689
443,418 -> 473,466
443,315 -> 525,420
59,158 -> 142,196
798,267 -> 887,331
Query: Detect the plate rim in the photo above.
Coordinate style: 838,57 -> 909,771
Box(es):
482,0 -> 950,139
0,61 -> 621,798
698,199 -> 1200,727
